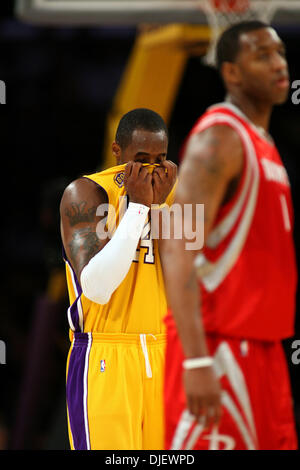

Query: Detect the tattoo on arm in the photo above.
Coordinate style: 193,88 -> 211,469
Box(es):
68,227 -> 102,273
65,201 -> 98,226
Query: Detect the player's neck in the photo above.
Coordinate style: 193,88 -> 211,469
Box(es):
225,94 -> 272,132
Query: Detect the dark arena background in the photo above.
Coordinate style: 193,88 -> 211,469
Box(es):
0,0 -> 300,450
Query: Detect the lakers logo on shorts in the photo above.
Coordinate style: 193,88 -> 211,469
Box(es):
114,171 -> 124,188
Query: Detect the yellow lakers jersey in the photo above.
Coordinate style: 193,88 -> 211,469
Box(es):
64,163 -> 175,335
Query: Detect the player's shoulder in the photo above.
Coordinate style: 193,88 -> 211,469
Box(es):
60,176 -> 108,215
189,102 -> 245,154
85,164 -> 126,191
194,101 -> 250,133
188,119 -> 243,155
184,119 -> 244,181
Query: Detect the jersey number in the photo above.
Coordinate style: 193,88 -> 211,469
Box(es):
133,221 -> 155,264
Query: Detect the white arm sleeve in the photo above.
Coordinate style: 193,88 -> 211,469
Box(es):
80,202 -> 149,304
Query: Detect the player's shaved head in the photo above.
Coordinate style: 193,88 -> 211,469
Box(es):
115,108 -> 168,150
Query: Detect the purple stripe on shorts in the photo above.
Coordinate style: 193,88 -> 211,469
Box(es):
67,333 -> 91,450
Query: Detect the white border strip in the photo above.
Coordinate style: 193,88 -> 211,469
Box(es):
196,113 -> 253,249
170,409 -> 195,450
195,113 -> 260,292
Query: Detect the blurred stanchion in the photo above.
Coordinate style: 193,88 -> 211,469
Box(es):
101,23 -> 211,169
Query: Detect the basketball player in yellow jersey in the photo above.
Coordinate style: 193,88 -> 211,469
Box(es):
60,108 -> 177,450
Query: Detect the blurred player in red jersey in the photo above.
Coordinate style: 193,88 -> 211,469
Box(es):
161,21 -> 298,450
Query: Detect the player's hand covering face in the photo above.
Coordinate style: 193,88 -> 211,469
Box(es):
124,161 -> 177,207
152,161 -> 177,206
124,161 -> 154,208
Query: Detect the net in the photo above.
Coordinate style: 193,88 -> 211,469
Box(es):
202,0 -> 277,66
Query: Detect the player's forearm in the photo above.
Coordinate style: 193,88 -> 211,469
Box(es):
80,202 -> 149,304
161,238 -> 209,358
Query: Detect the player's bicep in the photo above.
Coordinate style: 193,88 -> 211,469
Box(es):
176,126 -> 243,240
60,178 -> 109,279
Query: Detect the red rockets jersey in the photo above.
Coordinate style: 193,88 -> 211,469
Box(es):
189,102 -> 297,341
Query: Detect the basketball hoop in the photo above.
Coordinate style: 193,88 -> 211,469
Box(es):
202,0 -> 276,66
211,0 -> 250,13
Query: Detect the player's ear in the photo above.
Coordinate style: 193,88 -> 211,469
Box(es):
112,141 -> 121,164
222,61 -> 242,87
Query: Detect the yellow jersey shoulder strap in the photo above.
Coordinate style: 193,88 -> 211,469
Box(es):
83,165 -> 127,234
